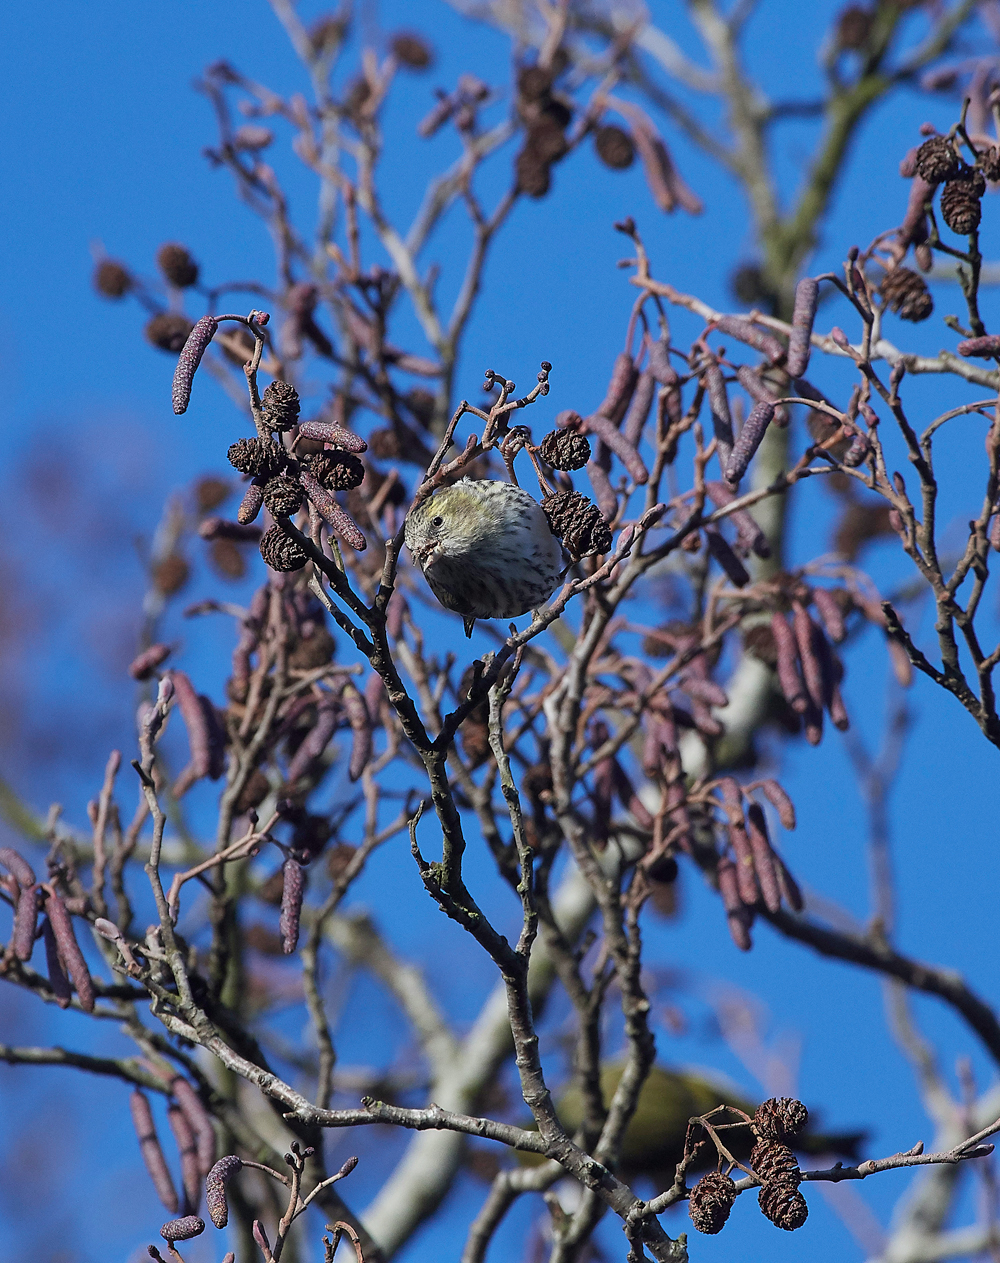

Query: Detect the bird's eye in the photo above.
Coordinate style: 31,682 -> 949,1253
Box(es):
431,515 -> 444,529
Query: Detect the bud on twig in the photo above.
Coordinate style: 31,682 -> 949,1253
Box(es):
725,401 -> 774,485
280,857 -> 305,953
786,278 -> 819,379
172,316 -> 218,415
131,1090 -> 179,1214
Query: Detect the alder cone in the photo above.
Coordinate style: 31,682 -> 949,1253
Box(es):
753,1096 -> 808,1141
542,489 -> 612,557
913,135 -> 960,183
259,525 -> 307,572
94,258 -> 131,298
879,267 -> 932,322
538,428 -> 591,470
758,1179 -> 808,1231
595,124 -> 635,169
940,177 -> 983,235
688,1171 -> 737,1235
750,1139 -> 799,1183
146,313 -> 195,353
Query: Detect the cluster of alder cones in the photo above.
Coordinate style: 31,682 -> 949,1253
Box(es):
688,1096 -> 811,1235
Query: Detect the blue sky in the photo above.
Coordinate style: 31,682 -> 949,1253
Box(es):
1,3 -> 999,1261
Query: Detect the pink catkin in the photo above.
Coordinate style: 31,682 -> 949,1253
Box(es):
237,480 -> 265,525
791,604 -> 827,714
12,883 -> 38,961
206,1155 -> 242,1228
170,1078 -> 217,1177
719,779 -> 759,906
811,588 -> 846,643
786,278 -> 819,379
339,684 -> 373,782
705,481 -> 770,559
198,516 -> 262,542
585,459 -> 619,521
160,1216 -> 205,1242
286,696 -> 339,785
42,917 -> 73,1007
299,471 -> 367,551
774,852 -> 805,913
172,316 -> 218,415
704,365 -> 734,468
169,671 -> 211,781
610,760 -> 655,830
705,528 -> 749,587
771,612 -> 807,713
596,351 -> 639,425
717,858 -> 753,951
746,804 -> 782,914
725,401 -> 774,485
623,369 -> 656,447
44,889 -> 95,1012
958,335 -> 1000,358
167,1104 -> 201,1214
130,1090 -> 179,1214
0,848 -> 36,888
280,858 -> 305,953
297,420 -> 368,452
758,780 -> 796,831
585,412 -> 649,483
736,366 -> 788,428
129,643 -> 172,681
712,316 -> 786,365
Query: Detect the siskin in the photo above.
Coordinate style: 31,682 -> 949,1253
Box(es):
404,478 -> 564,636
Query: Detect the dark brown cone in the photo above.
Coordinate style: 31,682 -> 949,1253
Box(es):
688,1171 -> 737,1235
259,525 -> 308,572
305,450 -> 365,490
289,626 -> 336,669
914,135 -> 961,184
391,31 -> 433,69
541,489 -> 612,557
94,259 -> 132,298
516,147 -> 551,198
538,429 -> 591,470
758,1179 -> 808,1231
146,313 -> 195,353
980,145 -> 1000,182
518,64 -> 553,102
751,1140 -> 800,1183
940,176 -> 983,235
234,769 -> 270,814
153,554 -> 190,595
754,1096 -> 809,1141
261,379 -> 300,431
263,474 -> 304,517
209,538 -> 245,580
368,427 -> 402,459
156,244 -> 199,288
595,124 -> 635,169
227,436 -> 286,478
836,5 -> 871,48
879,267 -> 932,322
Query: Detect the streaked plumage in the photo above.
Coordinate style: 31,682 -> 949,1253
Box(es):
404,478 -> 563,636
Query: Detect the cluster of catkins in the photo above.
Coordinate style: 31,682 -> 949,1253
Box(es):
688,1097 -> 810,1235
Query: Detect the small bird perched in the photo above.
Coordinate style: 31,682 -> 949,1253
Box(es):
404,478 -> 564,636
